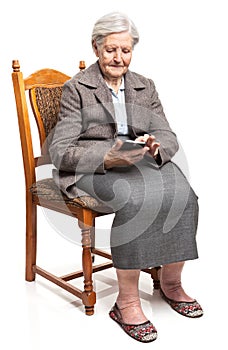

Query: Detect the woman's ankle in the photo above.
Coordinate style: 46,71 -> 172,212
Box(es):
116,298 -> 148,324
160,263 -> 195,302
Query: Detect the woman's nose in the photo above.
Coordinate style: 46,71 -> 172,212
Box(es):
114,49 -> 122,62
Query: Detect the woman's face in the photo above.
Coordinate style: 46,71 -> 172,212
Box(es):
94,31 -> 133,81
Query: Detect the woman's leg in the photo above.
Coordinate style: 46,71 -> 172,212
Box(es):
115,269 -> 148,324
160,261 -> 194,302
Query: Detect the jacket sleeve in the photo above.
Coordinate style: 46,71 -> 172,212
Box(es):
49,81 -> 113,174
146,79 -> 179,166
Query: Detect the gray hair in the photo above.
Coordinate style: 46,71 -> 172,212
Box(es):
91,12 -> 139,49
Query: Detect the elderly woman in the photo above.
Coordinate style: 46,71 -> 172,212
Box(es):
49,12 -> 203,343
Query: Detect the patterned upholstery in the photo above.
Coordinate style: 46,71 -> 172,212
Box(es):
35,87 -> 62,137
30,178 -> 112,213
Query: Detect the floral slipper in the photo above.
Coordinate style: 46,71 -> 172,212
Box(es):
109,303 -> 157,343
160,288 -> 203,318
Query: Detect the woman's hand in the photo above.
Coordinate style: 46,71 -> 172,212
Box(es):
136,134 -> 160,158
104,139 -> 149,169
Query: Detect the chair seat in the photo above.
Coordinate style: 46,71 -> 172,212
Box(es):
30,178 -> 112,213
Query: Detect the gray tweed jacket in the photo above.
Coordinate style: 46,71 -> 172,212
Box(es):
49,61 -> 179,198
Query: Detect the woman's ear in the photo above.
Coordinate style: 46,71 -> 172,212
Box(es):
92,40 -> 99,57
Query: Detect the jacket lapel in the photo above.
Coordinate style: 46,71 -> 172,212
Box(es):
124,71 -> 146,136
94,85 -> 116,122
78,62 -> 116,122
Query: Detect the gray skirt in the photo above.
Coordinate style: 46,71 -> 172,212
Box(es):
76,160 -> 199,269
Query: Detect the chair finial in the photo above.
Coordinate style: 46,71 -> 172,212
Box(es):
12,60 -> 20,72
79,60 -> 86,70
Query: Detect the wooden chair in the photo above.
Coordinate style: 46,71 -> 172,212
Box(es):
11,59 -> 160,316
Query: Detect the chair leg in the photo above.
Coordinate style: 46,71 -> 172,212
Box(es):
90,225 -> 95,263
25,193 -> 37,281
151,266 -> 161,290
79,211 -> 96,315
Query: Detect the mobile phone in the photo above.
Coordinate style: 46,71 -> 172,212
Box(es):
120,140 -> 146,151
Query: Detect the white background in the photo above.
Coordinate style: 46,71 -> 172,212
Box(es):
1,0 -> 227,349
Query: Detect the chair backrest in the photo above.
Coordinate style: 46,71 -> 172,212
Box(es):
12,60 -> 86,190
